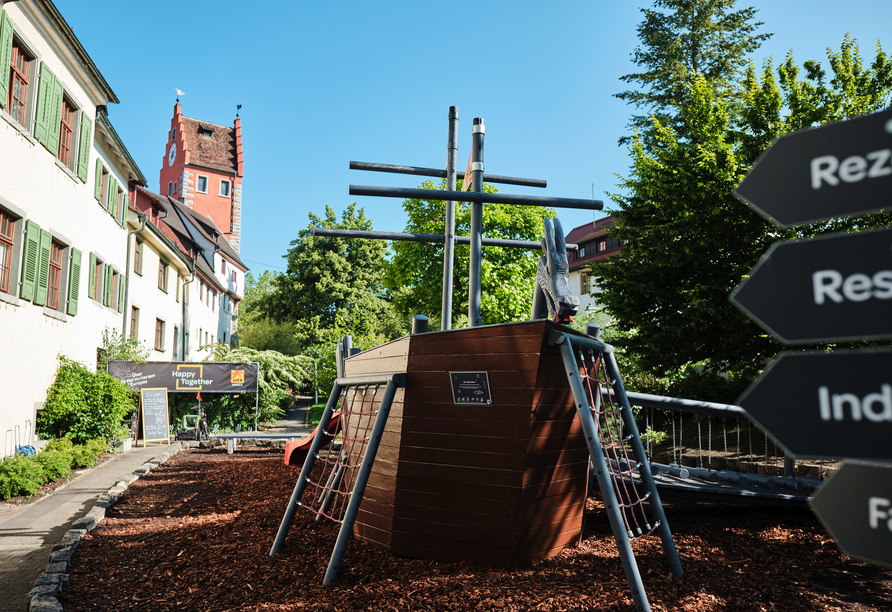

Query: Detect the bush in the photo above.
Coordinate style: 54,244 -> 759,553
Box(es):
35,449 -> 72,481
0,457 -> 46,498
37,356 -> 136,444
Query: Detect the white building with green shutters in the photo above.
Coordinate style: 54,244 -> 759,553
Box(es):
0,0 -> 146,450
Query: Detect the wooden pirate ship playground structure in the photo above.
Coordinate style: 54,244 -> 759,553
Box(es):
268,108 -> 685,612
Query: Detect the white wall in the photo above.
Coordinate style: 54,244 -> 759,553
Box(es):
0,2 -> 126,451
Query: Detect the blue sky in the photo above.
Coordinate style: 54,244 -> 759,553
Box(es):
54,0 -> 890,276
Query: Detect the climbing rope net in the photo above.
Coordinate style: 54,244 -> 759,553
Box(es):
578,346 -> 659,541
298,384 -> 382,523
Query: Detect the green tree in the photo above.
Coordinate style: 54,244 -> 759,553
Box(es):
616,0 -> 771,142
238,271 -> 303,355
595,37 -> 892,402
262,204 -> 400,346
384,180 -> 555,327
201,344 -> 312,429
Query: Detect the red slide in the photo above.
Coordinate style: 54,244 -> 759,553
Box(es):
283,412 -> 342,466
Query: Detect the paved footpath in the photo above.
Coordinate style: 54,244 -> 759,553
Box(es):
0,443 -> 174,612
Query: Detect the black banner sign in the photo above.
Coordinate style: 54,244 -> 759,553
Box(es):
449,371 -> 493,406
109,361 -> 259,393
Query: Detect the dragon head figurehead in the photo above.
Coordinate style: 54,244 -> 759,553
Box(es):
532,217 -> 580,324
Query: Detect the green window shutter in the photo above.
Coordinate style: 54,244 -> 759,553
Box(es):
88,252 -> 96,300
106,176 -> 117,214
77,115 -> 92,182
45,76 -> 63,157
33,228 -> 51,307
33,63 -> 57,150
117,274 -> 124,313
119,192 -> 129,227
0,9 -> 13,111
20,220 -> 41,301
103,264 -> 112,307
67,248 -> 81,316
94,159 -> 103,201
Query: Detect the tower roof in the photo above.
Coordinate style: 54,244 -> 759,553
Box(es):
181,115 -> 238,174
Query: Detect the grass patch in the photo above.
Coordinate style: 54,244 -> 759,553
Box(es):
309,403 -> 326,427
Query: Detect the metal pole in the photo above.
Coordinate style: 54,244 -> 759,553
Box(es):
253,361 -> 260,432
349,160 -> 547,188
556,340 -> 652,612
411,315 -> 429,334
604,350 -> 684,578
349,184 -> 603,211
468,118 -> 485,327
311,227 -> 578,251
323,378 -> 399,584
441,106 -> 459,330
269,380 -> 342,556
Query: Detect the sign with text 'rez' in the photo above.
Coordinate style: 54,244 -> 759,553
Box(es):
809,462 -> 892,569
737,350 -> 892,461
449,371 -> 493,406
734,107 -> 892,228
730,227 -> 892,344
109,361 -> 258,393
139,387 -> 170,446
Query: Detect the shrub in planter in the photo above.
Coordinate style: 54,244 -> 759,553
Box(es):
0,457 -> 46,499
35,449 -> 72,481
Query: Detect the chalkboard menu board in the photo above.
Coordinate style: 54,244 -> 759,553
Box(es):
449,371 -> 493,406
139,388 -> 170,446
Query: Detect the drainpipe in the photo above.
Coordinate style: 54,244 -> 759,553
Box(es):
123,210 -> 148,336
181,258 -> 195,361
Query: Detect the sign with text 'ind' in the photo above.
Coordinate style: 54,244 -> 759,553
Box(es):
734,107 -> 892,228
737,350 -> 892,461
730,227 -> 892,344
809,461 -> 892,569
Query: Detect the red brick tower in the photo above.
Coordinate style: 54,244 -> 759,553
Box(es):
160,103 -> 243,253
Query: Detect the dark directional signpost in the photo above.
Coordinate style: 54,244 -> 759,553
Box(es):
731,227 -> 892,344
809,462 -> 892,569
734,107 -> 892,227
731,106 -> 892,569
737,350 -> 892,460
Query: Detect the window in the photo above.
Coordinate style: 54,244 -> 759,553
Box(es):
219,179 -> 230,197
173,326 -> 179,359
176,275 -> 181,302
58,98 -> 74,167
581,273 -> 590,295
205,331 -> 208,345
16,221 -> 81,314
130,306 -> 139,339
47,240 -> 63,310
171,127 -> 176,142
6,38 -> 33,127
133,239 -> 142,274
173,180 -> 178,195
167,181 -> 173,196
211,290 -> 215,311
111,269 -> 121,312
200,281 -> 204,301
598,240 -> 607,252
0,208 -> 17,294
154,318 -> 164,351
220,259 -> 226,274
199,126 -> 213,138
158,260 -> 168,292
197,175 -> 208,193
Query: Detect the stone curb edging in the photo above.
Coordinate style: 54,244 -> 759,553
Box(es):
26,443 -> 184,612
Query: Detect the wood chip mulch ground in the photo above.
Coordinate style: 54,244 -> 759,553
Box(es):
60,448 -> 891,611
